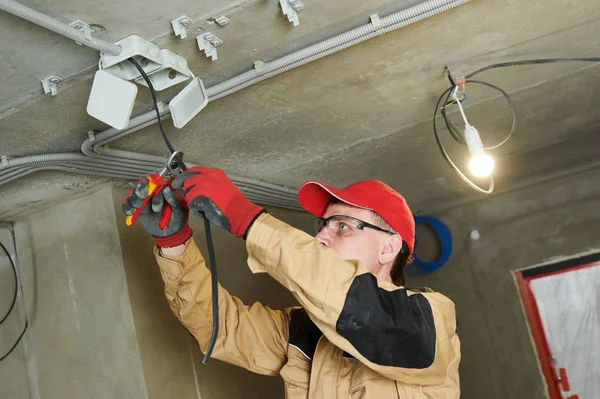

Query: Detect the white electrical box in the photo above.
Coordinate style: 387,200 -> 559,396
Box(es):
87,70 -> 138,130
135,49 -> 191,91
169,77 -> 209,129
100,35 -> 162,80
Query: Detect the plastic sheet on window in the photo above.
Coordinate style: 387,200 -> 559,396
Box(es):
530,263 -> 600,398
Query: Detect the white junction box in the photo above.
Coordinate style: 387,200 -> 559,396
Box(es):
101,35 -> 191,91
135,49 -> 191,91
100,35 -> 163,80
87,70 -> 138,130
169,77 -> 209,129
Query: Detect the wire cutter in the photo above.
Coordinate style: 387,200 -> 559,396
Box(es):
125,151 -> 186,228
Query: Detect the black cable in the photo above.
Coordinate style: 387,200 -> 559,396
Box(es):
441,80 -> 516,150
202,217 -> 219,365
0,320 -> 28,362
444,65 -> 456,86
434,57 -> 600,193
465,57 -> 600,79
127,58 -> 176,154
441,96 -> 466,145
0,242 -> 17,325
127,57 -> 219,363
0,241 -> 27,362
433,86 -> 494,194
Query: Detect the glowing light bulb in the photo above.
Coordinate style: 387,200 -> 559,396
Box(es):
463,124 -> 495,178
468,153 -> 495,177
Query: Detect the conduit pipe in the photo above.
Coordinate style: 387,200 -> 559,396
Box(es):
2,163 -> 301,208
0,0 -> 122,55
1,101 -> 301,206
1,159 -> 301,207
0,0 -> 469,209
207,0 -> 469,99
0,165 -> 142,186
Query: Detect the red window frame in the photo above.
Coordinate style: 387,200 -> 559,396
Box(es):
515,254 -> 600,399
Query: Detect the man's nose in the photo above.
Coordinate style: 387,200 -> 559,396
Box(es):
315,229 -> 331,248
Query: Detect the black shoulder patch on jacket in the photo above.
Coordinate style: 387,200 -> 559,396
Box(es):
289,308 -> 323,360
335,273 -> 436,369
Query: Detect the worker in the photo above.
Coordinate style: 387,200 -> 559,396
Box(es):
122,166 -> 461,398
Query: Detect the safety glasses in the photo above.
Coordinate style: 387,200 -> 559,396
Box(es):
315,215 -> 395,238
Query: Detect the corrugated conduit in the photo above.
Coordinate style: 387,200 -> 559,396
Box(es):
0,0 -> 469,209
0,0 -> 122,55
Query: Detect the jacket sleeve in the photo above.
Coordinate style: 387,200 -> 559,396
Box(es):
154,238 -> 290,376
246,214 -> 461,386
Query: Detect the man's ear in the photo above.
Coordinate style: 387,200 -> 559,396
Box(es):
379,234 -> 402,265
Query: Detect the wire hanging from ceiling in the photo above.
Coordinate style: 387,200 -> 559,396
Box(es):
433,57 -> 600,194
0,241 -> 27,363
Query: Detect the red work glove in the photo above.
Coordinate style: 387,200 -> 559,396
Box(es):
122,179 -> 193,247
172,167 -> 265,238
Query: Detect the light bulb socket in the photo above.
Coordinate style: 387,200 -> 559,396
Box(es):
464,125 -> 484,156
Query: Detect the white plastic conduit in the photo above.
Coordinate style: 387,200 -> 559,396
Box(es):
0,0 -> 470,209
0,0 -> 122,55
207,0 -> 470,99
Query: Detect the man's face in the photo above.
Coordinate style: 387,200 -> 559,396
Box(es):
315,202 -> 398,280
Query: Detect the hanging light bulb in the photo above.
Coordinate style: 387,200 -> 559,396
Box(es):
468,153 -> 495,178
464,125 -> 495,178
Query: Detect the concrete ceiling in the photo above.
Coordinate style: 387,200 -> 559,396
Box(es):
1,0 -> 600,219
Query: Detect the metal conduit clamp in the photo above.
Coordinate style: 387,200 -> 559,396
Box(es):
171,15 -> 192,39
41,76 -> 62,96
69,20 -> 92,44
280,0 -> 304,26
370,14 -> 384,35
253,60 -> 266,75
197,33 -> 223,61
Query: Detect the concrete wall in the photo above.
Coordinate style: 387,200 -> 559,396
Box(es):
0,226 -> 31,399
110,186 -> 313,399
409,166 -> 600,399
1,186 -> 312,399
5,167 -> 598,399
0,189 -> 148,399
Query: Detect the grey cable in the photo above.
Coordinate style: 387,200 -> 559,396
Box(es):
207,0 -> 469,97
209,0 -> 470,100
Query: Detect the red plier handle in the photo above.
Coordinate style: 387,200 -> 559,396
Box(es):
125,173 -> 173,229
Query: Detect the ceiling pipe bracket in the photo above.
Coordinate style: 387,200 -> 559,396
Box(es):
280,0 -> 303,27
68,20 -> 92,44
214,15 -> 230,26
197,32 -> 222,61
370,14 -> 384,35
171,15 -> 192,39
41,75 -> 62,95
253,60 -> 265,74
87,130 -> 96,143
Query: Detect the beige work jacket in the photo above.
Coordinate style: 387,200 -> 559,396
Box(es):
155,214 -> 460,398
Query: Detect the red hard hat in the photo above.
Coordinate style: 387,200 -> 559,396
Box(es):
298,180 -> 415,253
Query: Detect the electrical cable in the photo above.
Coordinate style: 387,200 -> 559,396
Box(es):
442,80 -> 516,150
126,58 -> 219,364
0,241 -> 27,362
0,320 -> 27,362
127,59 -> 176,154
434,57 -> 600,193
0,320 -> 28,362
0,242 -> 17,325
202,217 -> 219,365
408,216 -> 453,275
433,85 -> 495,194
465,57 -> 600,79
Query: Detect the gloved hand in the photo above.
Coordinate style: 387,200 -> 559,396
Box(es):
172,167 -> 265,238
122,179 -> 193,247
